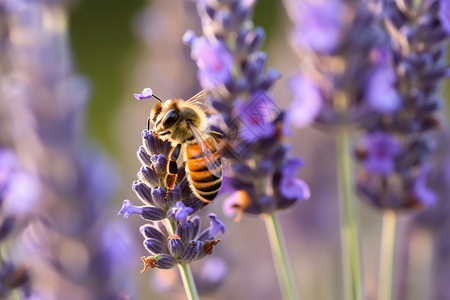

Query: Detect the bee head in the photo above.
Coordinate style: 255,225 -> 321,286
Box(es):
152,99 -> 207,144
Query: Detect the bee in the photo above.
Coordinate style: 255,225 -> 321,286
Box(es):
148,90 -> 223,203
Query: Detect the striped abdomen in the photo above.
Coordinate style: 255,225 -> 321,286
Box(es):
185,135 -> 222,203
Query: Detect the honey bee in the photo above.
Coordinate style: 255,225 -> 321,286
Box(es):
148,90 -> 223,203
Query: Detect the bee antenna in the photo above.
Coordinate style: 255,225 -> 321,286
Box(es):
152,94 -> 162,103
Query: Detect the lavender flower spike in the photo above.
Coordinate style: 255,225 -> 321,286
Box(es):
186,1 -> 308,299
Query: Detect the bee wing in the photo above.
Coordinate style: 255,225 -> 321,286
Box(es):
187,121 -> 222,178
186,90 -> 207,103
186,90 -> 218,115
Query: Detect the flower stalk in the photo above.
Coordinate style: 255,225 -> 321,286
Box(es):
264,213 -> 300,300
178,263 -> 200,300
378,210 -> 397,300
337,128 -> 364,300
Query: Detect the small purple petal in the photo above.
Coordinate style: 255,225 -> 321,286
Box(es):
189,37 -> 234,89
0,149 -> 16,192
281,178 -> 311,200
208,214 -> 225,237
222,189 -> 239,218
412,167 -> 437,208
288,75 -> 322,128
366,64 -> 402,113
292,0 -> 346,53
280,157 -> 310,200
182,30 -> 196,45
439,0 -> 450,34
362,132 -> 401,175
3,171 -> 41,217
170,201 -> 194,225
134,88 -> 153,100
118,200 -> 143,218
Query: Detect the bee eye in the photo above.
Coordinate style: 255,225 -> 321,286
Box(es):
162,109 -> 179,128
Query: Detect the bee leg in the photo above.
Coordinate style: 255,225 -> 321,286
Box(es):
164,144 -> 182,200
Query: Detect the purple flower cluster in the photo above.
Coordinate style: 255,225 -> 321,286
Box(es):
285,0 -> 450,210
355,0 -> 450,210
185,0 -> 310,219
119,130 -> 225,270
0,1 -> 134,298
284,0 -> 386,126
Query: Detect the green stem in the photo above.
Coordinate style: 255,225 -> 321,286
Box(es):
378,210 -> 397,300
337,128 -> 364,300
264,213 -> 300,300
178,263 -> 200,300
166,220 -> 200,300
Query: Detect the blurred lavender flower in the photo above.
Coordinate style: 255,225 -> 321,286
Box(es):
0,1 -> 134,299
185,1 -> 307,298
119,129 -> 224,271
354,0 -> 450,210
290,0 -> 347,54
184,0 -> 310,219
357,132 -> 401,175
284,0 -> 385,126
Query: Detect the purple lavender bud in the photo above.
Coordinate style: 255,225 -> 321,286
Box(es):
291,0 -> 346,54
156,254 -> 177,269
0,217 -> 15,242
182,241 -> 200,263
187,36 -> 234,89
258,160 -> 274,177
137,146 -> 153,167
168,235 -> 184,258
132,181 -> 154,205
366,63 -> 402,113
150,187 -> 167,208
139,224 -> 165,241
0,150 -> 15,194
142,130 -> 171,156
258,68 -> 282,91
166,185 -> 182,207
144,238 -> 165,255
246,27 -> 265,54
245,53 -> 267,87
170,201 -> 194,225
176,220 -> 195,243
288,74 -> 323,128
439,0 -> 450,34
411,166 -> 437,208
142,207 -> 165,221
280,157 -> 311,201
134,88 -> 153,100
139,165 -> 160,188
190,215 -> 201,239
215,10 -> 233,32
360,132 -> 402,175
231,163 -> 255,182
182,30 -> 196,45
117,200 -> 143,218
151,154 -> 168,175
